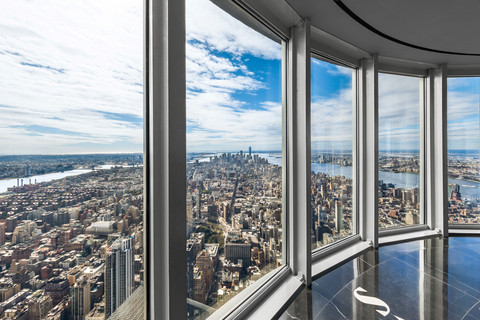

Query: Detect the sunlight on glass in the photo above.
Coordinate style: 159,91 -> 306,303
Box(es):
310,58 -> 355,250
378,73 -> 422,229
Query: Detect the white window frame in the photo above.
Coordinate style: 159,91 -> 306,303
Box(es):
376,69 -> 428,236
152,0 -> 480,319
309,51 -> 363,259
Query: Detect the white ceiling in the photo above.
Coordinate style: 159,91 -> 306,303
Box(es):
285,0 -> 480,66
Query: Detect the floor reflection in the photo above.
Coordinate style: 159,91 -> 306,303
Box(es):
280,237 -> 480,320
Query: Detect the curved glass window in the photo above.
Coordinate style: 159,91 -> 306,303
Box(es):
378,73 -> 423,229
310,57 -> 356,250
447,77 -> 480,224
186,0 -> 284,317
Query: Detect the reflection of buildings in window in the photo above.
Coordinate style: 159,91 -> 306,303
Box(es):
311,58 -> 355,249
378,73 -> 422,229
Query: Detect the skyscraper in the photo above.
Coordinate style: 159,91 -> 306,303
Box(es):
334,200 -> 343,233
27,294 -> 52,319
186,189 -> 193,234
70,277 -> 91,319
105,237 -> 134,317
0,222 -> 5,246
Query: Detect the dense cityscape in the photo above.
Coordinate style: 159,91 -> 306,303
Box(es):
448,152 -> 480,223
378,153 -> 421,228
0,150 -> 477,319
186,150 -> 282,318
186,149 -> 475,317
186,149 -> 434,317
0,154 -> 144,319
311,153 -> 353,248
311,152 -> 422,232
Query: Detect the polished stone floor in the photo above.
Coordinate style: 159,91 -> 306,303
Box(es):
279,236 -> 480,320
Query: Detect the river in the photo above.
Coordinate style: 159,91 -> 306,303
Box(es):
190,152 -> 480,200
0,165 -> 131,194
259,153 -> 480,200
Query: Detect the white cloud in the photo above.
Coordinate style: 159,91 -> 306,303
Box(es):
186,0 -> 280,60
446,78 -> 480,149
186,0 -> 282,152
0,0 -> 143,154
310,72 -> 423,152
311,87 -> 354,151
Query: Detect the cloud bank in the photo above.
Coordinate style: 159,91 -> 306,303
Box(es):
186,0 -> 282,152
0,0 -> 143,154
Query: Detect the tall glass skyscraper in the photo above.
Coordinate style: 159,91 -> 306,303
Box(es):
105,237 -> 134,317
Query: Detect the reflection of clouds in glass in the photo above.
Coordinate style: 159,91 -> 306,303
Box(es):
311,88 -> 353,150
311,59 -> 354,151
447,77 -> 480,150
379,73 -> 421,150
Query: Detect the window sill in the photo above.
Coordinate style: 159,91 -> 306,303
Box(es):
241,272 -> 304,320
379,224 -> 429,237
449,228 -> 480,235
208,265 -> 298,320
312,239 -> 372,279
312,235 -> 362,263
243,239 -> 374,319
379,228 -> 441,246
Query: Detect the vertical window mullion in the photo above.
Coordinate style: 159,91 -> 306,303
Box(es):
287,19 -> 311,285
151,0 -> 186,318
358,55 -> 379,247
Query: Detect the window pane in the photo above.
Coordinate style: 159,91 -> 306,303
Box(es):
0,1 -> 144,319
447,77 -> 480,224
186,0 -> 283,318
378,73 -> 422,229
311,58 -> 356,250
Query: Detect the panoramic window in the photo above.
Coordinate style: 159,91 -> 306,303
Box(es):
310,57 -> 356,250
378,73 -> 423,229
0,1 -> 144,319
447,77 -> 480,224
185,0 -> 283,318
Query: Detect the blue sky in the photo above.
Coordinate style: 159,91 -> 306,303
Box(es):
311,59 -> 354,152
185,0 -> 428,153
378,73 -> 421,152
2,0 -> 478,155
311,62 -> 423,153
186,0 -> 282,152
0,0 -> 143,155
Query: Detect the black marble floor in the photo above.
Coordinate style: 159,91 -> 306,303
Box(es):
279,236 -> 480,320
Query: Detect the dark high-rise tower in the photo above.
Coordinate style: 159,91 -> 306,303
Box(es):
105,237 -> 134,317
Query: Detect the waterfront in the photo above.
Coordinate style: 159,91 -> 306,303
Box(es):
266,153 -> 480,200
189,152 -> 480,199
0,165 -> 135,194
